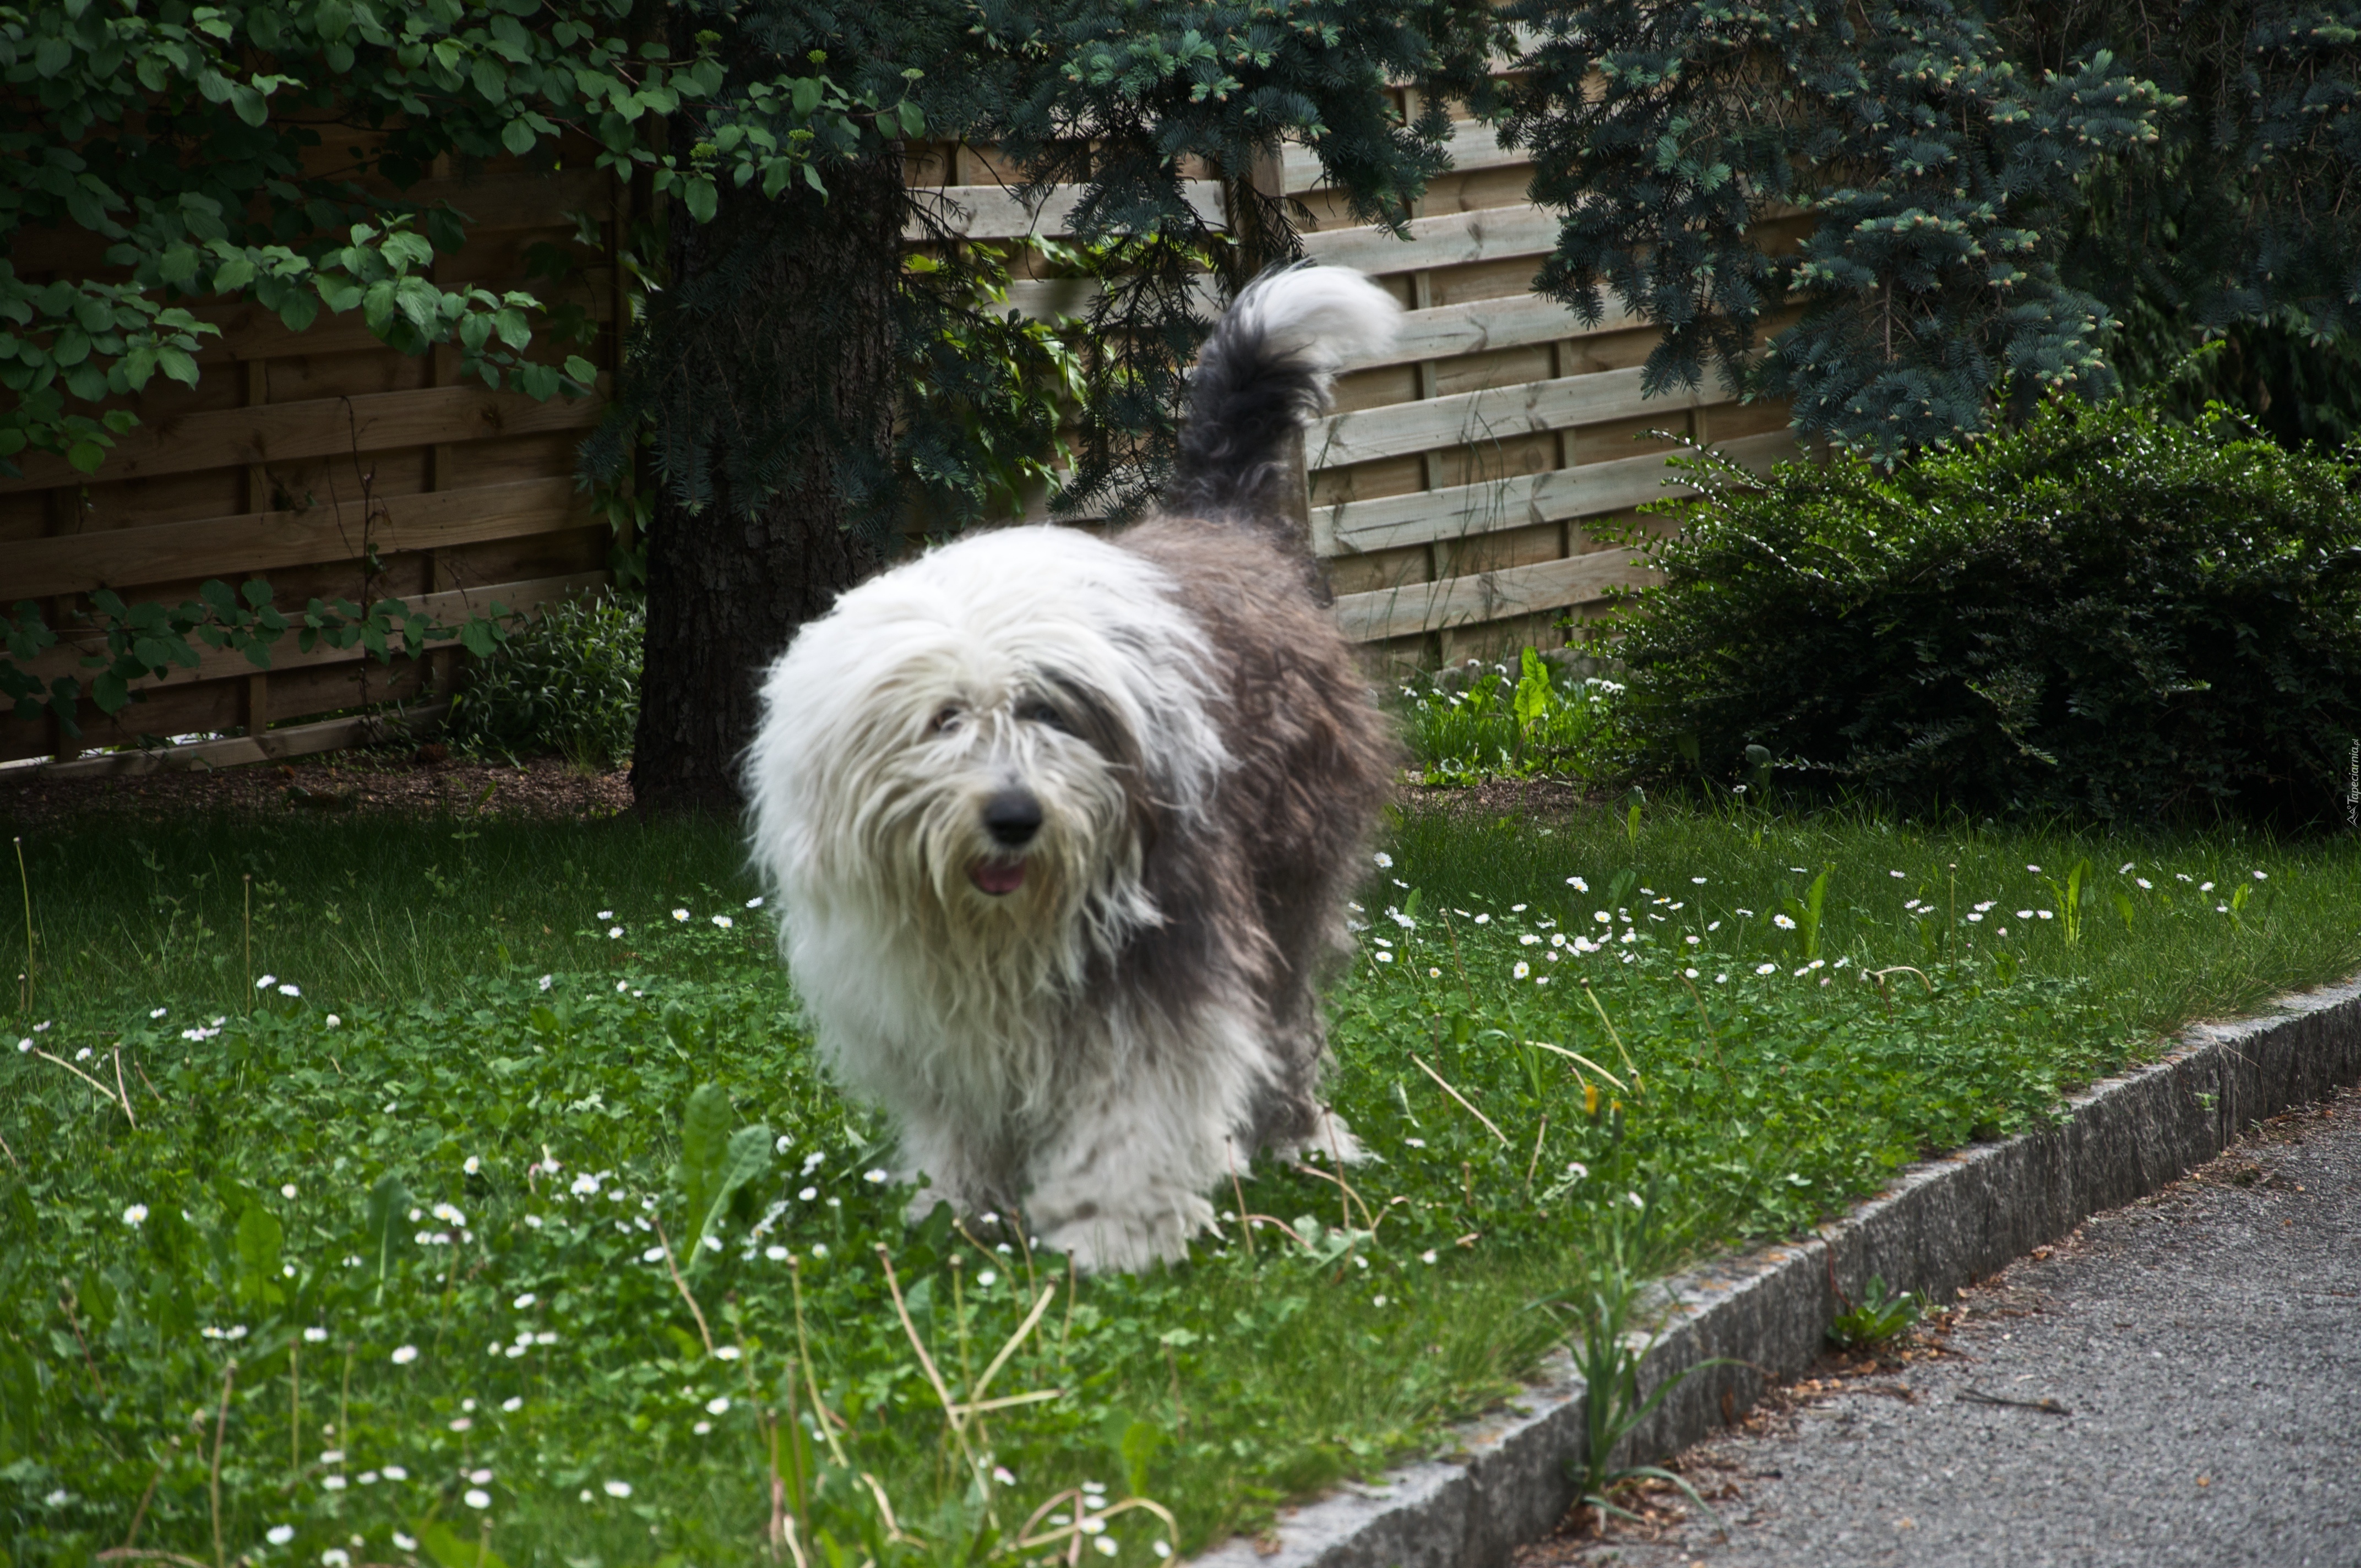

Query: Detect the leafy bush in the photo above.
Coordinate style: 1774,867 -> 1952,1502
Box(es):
1400,647 -> 1624,785
446,591 -> 643,768
1602,399 -> 2361,826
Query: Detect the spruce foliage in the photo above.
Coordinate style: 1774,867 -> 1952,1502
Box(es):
1498,1 -> 2361,457
583,0 -> 1505,536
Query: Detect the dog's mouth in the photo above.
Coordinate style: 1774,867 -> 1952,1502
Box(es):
970,858 -> 1027,896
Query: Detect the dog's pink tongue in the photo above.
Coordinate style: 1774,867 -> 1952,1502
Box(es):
971,860 -> 1026,896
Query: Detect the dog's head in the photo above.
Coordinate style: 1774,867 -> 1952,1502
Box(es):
746,527 -> 1225,967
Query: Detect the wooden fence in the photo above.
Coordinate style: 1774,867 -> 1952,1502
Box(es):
4,104 -> 1800,776
915,109 -> 1802,671
0,162 -> 625,773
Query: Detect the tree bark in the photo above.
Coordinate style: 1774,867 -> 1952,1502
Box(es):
630,150 -> 906,816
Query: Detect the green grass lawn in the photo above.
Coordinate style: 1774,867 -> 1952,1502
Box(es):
4,796 -> 2357,1568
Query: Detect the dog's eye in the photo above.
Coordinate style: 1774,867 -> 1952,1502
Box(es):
929,706 -> 964,735
1016,700 -> 1066,731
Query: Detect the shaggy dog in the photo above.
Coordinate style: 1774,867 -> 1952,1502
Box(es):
744,266 -> 1400,1271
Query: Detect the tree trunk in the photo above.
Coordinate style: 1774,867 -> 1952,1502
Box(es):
630,149 -> 906,816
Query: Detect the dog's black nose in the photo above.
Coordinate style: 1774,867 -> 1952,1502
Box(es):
982,789 -> 1043,847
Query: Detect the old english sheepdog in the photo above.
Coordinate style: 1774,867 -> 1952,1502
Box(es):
745,265 -> 1400,1272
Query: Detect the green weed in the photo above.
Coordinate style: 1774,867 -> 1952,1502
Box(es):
1827,1276 -> 1923,1351
1397,651 -> 1622,786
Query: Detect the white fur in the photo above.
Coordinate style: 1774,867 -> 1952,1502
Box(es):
746,526 -> 1252,1269
1241,264 -> 1402,378
746,268 -> 1396,1272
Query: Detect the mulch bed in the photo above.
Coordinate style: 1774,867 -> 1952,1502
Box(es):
1400,775 -> 1604,819
0,748 -> 635,833
2,750 -> 1609,834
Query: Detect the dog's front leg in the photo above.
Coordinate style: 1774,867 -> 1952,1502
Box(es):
1022,1051 -> 1242,1272
894,1102 -> 1011,1224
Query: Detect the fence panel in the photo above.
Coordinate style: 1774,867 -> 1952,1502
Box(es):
11,105 -> 1800,776
0,157 -> 624,772
915,105 -> 1800,668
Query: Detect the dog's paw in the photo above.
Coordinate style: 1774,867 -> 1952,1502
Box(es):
1275,1104 -> 1366,1167
1035,1194 -> 1212,1274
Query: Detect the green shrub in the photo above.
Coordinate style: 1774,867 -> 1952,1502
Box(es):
1399,647 -> 1624,785
1602,399 -> 2361,826
446,591 -> 643,767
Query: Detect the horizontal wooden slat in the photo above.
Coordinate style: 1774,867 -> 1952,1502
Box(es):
0,380 -> 609,494
7,167 -> 614,278
1298,202 -> 1558,277
1001,236 -> 1609,363
1001,275 -> 1223,323
22,570 -> 608,693
1314,431 -> 1794,554
1332,548 -> 1655,643
10,701 -> 454,782
906,181 -> 1225,242
191,274 -> 614,366
399,166 -> 616,230
1345,290 -> 1643,370
1283,118 -> 1524,195
3,477 -> 591,599
1311,364 -> 1733,470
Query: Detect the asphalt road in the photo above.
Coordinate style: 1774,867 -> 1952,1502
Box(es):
1528,1082 -> 2361,1568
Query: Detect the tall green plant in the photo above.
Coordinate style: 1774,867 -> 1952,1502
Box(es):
1534,1186 -> 1729,1534
445,591 -> 641,769
1601,396 -> 2361,826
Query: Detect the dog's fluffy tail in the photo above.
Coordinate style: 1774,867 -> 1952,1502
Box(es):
1166,264 -> 1399,525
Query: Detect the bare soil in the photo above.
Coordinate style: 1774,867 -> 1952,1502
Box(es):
1400,775 -> 1604,820
0,748 -> 635,832
3,752 -> 1609,835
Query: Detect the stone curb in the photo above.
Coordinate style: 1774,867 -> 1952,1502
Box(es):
1194,970 -> 2361,1568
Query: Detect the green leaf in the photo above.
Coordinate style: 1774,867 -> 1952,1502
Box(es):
91,671 -> 128,712
1118,1417 -> 1165,1498
416,1521 -> 509,1568
674,1082 -> 733,1237
897,100 -> 926,139
235,1201 -> 285,1305
365,1173 -> 412,1294
460,617 -> 496,658
683,176 -> 718,225
703,1125 -> 774,1243
502,115 -> 537,156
